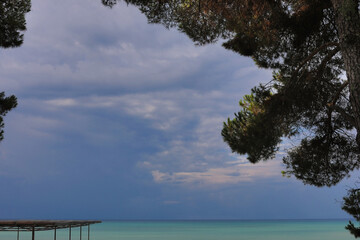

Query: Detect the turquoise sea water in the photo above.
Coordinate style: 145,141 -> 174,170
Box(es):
1,220 -> 354,240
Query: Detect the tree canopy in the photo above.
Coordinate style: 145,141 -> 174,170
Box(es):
0,0 -> 31,48
103,0 -> 360,236
0,0 -> 30,142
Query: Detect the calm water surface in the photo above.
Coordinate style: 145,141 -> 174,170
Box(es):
2,220 -> 354,240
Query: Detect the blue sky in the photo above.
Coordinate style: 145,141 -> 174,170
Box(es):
0,0 -> 356,220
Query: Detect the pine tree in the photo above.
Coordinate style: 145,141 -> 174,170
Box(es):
0,0 -> 30,141
103,0 -> 360,236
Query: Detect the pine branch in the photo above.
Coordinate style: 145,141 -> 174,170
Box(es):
294,42 -> 340,75
330,105 -> 356,126
316,46 -> 341,77
328,80 -> 349,107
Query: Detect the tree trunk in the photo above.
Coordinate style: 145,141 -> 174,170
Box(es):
331,0 -> 360,147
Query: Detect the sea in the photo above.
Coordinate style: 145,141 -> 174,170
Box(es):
1,220 -> 355,240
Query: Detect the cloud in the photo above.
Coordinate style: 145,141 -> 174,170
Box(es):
43,89 -> 229,131
0,0 -> 275,188
46,98 -> 77,107
0,0 -> 352,221
151,158 -> 284,185
1,0 -> 232,94
41,85 -> 285,186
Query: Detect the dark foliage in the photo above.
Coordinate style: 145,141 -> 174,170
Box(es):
0,0 -> 29,141
0,93 -> 17,141
343,189 -> 360,237
0,0 -> 31,48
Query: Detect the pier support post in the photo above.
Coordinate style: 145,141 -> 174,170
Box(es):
69,225 -> 71,240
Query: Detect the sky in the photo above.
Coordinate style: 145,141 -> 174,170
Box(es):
0,0 -> 358,220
